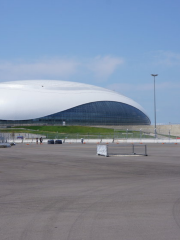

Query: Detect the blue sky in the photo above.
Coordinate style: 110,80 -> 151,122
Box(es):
0,0 -> 180,124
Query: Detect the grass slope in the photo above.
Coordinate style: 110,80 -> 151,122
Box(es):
1,126 -> 156,139
15,126 -> 114,134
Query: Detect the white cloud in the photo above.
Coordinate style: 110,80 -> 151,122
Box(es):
0,58 -> 80,81
153,50 -> 180,66
107,82 -> 180,93
0,55 -> 124,82
88,55 -> 124,80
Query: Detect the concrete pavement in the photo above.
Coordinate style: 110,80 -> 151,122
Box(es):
0,143 -> 180,240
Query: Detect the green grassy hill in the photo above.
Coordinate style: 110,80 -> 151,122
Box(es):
15,126 -> 114,134
0,126 -> 155,139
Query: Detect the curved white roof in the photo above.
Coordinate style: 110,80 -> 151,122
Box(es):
0,80 -> 149,120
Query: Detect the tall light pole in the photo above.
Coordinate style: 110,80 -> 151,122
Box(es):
151,74 -> 158,138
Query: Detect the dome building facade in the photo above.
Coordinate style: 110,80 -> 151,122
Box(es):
0,80 -> 151,125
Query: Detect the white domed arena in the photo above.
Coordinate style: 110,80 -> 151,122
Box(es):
0,80 -> 151,125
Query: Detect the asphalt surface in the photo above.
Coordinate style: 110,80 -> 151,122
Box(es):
0,143 -> 180,240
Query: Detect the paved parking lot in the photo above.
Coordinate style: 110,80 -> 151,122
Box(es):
0,143 -> 180,240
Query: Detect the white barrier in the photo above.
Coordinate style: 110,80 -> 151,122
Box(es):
3,138 -> 180,144
97,145 -> 108,157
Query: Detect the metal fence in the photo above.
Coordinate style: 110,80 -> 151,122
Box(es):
0,130 -> 179,143
97,144 -> 148,157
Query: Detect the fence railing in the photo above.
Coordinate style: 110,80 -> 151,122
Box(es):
0,131 -> 179,143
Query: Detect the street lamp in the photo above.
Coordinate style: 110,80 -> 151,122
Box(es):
151,74 -> 158,138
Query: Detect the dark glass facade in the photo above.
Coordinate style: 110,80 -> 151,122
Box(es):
0,101 -> 151,125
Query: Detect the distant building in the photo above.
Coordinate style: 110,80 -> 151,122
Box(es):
0,80 -> 150,125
